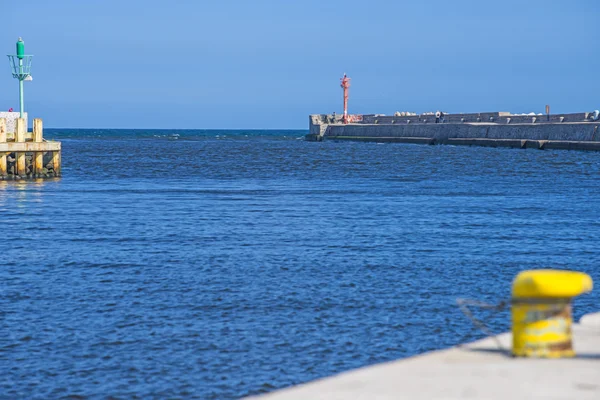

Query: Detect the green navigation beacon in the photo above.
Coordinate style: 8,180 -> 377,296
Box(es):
7,37 -> 33,119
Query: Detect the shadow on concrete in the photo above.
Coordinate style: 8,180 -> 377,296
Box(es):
574,353 -> 600,360
464,348 -> 512,358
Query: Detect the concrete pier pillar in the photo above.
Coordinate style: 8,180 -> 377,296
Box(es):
15,118 -> 25,176
0,119 -> 6,176
33,118 -> 44,175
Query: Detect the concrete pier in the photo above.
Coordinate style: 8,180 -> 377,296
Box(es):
248,312 -> 600,400
307,112 -> 600,151
0,117 -> 61,179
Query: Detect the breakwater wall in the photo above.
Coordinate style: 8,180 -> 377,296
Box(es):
307,112 -> 600,151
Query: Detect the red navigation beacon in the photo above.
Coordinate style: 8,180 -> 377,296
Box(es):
340,73 -> 351,124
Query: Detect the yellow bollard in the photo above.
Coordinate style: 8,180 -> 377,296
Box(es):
512,269 -> 593,358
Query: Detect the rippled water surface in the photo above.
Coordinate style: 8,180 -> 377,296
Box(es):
1,129 -> 599,399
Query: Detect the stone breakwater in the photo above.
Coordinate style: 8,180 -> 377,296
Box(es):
1,151 -> 59,180
307,111 -> 600,151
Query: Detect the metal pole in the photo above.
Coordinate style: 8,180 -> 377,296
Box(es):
18,58 -> 24,118
19,78 -> 24,119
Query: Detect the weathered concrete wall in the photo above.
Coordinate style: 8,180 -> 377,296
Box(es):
309,115 -> 327,136
0,112 -> 28,133
309,114 -> 343,137
308,112 -> 600,150
361,112 -> 592,125
325,122 -> 600,142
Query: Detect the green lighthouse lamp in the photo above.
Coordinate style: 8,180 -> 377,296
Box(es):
7,37 -> 33,119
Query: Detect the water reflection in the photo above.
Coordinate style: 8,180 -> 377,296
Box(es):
0,178 -> 58,209
0,180 -> 7,209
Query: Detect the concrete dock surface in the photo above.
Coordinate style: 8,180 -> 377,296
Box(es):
248,312 -> 600,400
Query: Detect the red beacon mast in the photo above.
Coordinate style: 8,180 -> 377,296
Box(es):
340,73 -> 351,124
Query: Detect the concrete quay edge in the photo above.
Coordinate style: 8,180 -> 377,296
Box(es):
246,312 -> 600,400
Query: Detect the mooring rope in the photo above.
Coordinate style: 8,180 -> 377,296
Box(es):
456,298 -> 509,353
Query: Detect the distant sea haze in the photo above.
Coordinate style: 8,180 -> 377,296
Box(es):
2,129 -> 599,399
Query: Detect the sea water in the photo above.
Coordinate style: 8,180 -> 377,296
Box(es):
1,129 -> 599,399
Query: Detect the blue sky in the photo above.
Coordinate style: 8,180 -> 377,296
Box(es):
2,0 -> 598,129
